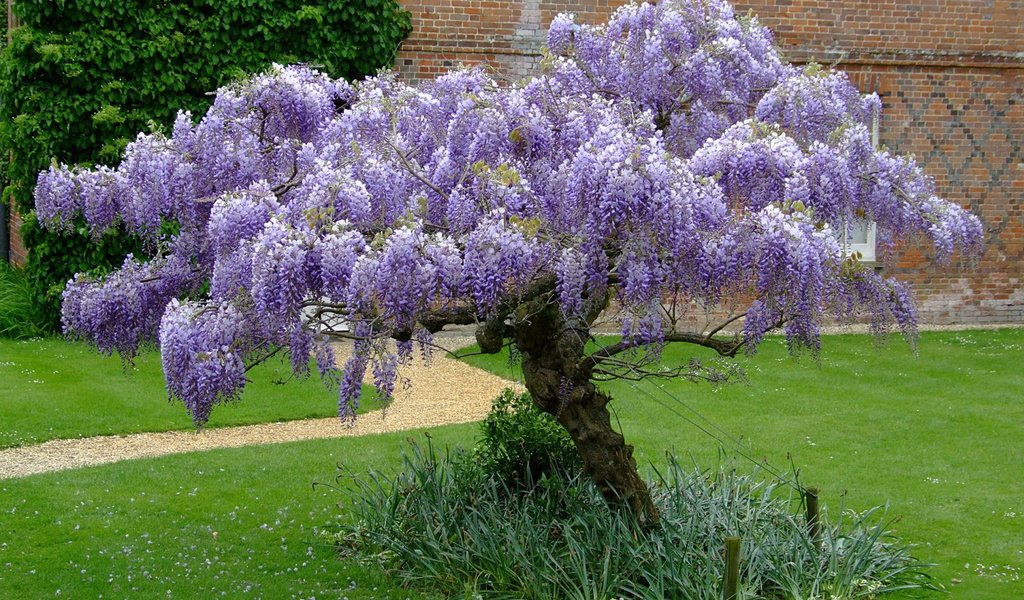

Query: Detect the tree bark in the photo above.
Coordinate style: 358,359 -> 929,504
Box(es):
511,295 -> 660,527
554,382 -> 659,527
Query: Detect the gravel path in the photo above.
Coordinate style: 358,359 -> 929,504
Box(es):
0,333 -> 522,480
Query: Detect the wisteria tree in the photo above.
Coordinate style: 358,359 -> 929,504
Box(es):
36,0 -> 981,525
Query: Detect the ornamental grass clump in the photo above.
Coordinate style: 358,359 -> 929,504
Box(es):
336,443 -> 936,599
0,263 -> 47,339
331,395 -> 937,600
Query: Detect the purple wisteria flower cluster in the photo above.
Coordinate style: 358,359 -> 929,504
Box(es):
35,1 -> 982,426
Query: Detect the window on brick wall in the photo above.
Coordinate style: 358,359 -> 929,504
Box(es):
844,220 -> 877,262
841,106 -> 879,264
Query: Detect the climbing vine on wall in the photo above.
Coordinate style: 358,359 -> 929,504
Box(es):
0,0 -> 410,328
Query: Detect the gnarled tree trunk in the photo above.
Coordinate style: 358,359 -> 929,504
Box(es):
552,382 -> 658,526
504,295 -> 660,527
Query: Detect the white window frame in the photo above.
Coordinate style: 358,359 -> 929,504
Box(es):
842,105 -> 880,264
843,219 -> 877,263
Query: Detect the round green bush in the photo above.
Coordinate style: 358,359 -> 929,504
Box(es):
473,388 -> 583,491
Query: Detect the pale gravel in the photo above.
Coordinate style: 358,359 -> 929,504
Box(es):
0,333 -> 522,480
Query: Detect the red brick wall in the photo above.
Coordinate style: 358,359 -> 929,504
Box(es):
395,0 -> 625,81
863,67 -> 1023,324
737,0 -> 1022,61
395,0 -> 1024,325
737,0 -> 1024,325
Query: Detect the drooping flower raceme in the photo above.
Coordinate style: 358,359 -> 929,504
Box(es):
35,2 -> 982,426
159,299 -> 252,426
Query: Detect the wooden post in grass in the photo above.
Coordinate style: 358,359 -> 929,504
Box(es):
723,535 -> 741,600
804,486 -> 821,547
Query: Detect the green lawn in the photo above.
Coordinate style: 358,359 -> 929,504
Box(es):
0,329 -> 1021,599
0,338 -> 379,448
0,427 -> 467,599
463,328 -> 1024,599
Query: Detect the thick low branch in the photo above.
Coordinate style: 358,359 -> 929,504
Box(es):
578,312 -> 792,379
474,273 -> 560,354
578,331 -> 743,378
591,365 -> 728,383
299,275 -> 558,346
300,272 -> 562,358
417,305 -> 477,333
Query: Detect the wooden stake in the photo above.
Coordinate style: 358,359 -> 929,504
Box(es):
805,486 -> 821,546
723,535 -> 741,600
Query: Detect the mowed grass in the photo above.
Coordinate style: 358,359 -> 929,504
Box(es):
0,329 -> 1020,598
463,328 -> 1024,599
0,427 -> 470,599
0,338 -> 379,448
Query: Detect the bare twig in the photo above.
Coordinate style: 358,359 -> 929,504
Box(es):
384,138 -> 450,202
705,312 -> 746,339
244,343 -> 283,373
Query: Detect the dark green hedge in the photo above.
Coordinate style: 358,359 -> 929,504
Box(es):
0,0 -> 410,329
